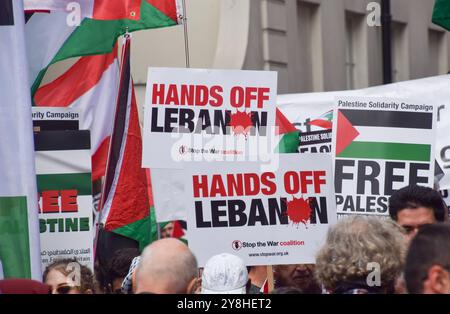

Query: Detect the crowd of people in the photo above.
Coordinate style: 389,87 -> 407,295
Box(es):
1,185 -> 449,294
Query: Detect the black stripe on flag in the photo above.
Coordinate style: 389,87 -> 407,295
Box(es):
0,0 -> 14,26
34,130 -> 91,151
33,120 -> 79,131
339,109 -> 433,129
102,38 -> 131,200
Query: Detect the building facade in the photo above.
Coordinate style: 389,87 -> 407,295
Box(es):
45,0 -> 450,108
128,0 -> 450,107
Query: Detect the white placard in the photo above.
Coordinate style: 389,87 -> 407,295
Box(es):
184,154 -> 336,266
142,67 -> 277,169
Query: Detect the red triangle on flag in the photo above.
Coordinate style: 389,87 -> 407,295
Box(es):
172,221 -> 185,239
336,110 -> 359,156
276,109 -> 297,135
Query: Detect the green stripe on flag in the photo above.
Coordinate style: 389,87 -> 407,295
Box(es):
113,215 -> 151,251
37,173 -> 92,195
338,142 -> 431,162
0,197 -> 32,278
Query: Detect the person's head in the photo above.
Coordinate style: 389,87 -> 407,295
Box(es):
43,259 -> 95,294
273,264 -> 321,293
201,253 -> 248,294
389,185 -> 447,240
315,216 -> 406,294
106,248 -> 140,294
160,222 -> 174,239
135,238 -> 198,294
404,223 -> 450,294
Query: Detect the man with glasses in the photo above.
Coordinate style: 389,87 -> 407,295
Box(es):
388,185 -> 448,241
404,223 -> 450,294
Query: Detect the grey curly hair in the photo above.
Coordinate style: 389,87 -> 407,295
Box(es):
315,216 -> 406,292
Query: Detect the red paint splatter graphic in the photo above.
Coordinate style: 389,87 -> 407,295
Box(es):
286,197 -> 312,227
229,111 -> 253,137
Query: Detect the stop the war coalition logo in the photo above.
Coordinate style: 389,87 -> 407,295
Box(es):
184,154 -> 336,266
332,97 -> 437,216
142,68 -> 277,169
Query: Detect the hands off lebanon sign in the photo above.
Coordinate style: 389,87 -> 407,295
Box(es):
184,154 -> 336,266
332,97 -> 437,216
142,68 -> 277,169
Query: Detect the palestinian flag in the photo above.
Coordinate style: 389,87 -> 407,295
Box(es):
335,109 -> 433,162
308,110 -> 333,130
34,50 -> 118,182
25,0 -> 182,94
0,0 -> 41,280
433,0 -> 450,31
99,36 -> 151,250
275,109 -> 299,153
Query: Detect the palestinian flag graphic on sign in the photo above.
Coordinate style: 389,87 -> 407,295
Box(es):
336,109 -> 433,162
332,98 -> 436,216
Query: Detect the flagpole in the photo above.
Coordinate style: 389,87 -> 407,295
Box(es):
181,0 -> 190,68
157,223 -> 162,240
94,31 -> 131,260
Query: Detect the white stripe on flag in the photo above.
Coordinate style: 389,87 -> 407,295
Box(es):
25,12 -> 76,87
72,61 -> 118,153
35,150 -> 91,175
355,126 -> 434,145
